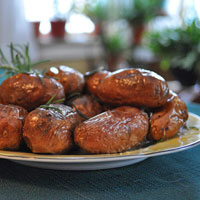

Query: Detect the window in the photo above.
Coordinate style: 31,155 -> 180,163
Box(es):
23,0 -> 94,34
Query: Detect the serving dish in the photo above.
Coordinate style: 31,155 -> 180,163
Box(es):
0,112 -> 199,170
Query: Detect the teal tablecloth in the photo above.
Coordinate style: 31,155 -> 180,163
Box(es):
0,103 -> 199,200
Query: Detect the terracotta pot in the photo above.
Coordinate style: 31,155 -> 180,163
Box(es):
132,23 -> 145,45
33,22 -> 40,38
50,20 -> 66,38
92,23 -> 103,36
107,53 -> 123,72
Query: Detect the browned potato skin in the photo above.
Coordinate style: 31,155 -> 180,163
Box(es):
23,104 -> 80,154
0,104 -> 28,150
46,66 -> 85,96
93,68 -> 169,108
86,70 -> 110,96
0,73 -> 65,111
149,92 -> 188,141
70,94 -> 103,121
74,106 -> 149,154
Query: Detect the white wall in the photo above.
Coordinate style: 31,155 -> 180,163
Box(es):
0,0 -> 39,61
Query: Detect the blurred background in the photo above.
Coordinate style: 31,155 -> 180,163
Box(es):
1,0 -> 200,103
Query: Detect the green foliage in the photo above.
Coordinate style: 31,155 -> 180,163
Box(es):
40,94 -> 65,114
147,20 -> 200,71
82,0 -> 108,22
119,0 -> 164,24
104,33 -> 127,54
0,43 -> 48,77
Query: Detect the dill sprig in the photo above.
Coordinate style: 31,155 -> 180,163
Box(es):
0,43 -> 49,77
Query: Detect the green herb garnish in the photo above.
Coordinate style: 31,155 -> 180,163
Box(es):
40,94 -> 89,120
39,95 -> 65,114
65,92 -> 81,102
70,102 -> 89,120
65,93 -> 89,120
0,43 -> 49,77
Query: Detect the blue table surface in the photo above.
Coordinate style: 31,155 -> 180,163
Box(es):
0,103 -> 199,200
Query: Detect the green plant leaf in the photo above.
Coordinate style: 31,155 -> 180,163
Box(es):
182,51 -> 198,69
146,19 -> 200,72
160,59 -> 170,71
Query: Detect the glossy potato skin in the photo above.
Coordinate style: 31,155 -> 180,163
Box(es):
86,70 -> 110,96
0,73 -> 65,111
93,68 -> 169,108
70,94 -> 103,121
74,106 -> 149,154
46,66 -> 85,96
0,104 -> 28,150
23,104 -> 80,154
149,92 -> 188,141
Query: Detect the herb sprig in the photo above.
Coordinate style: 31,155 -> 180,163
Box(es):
40,94 -> 89,120
39,95 -> 65,114
65,92 -> 89,120
0,43 -> 49,77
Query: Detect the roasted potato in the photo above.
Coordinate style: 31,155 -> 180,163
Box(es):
69,94 -> 103,121
85,70 -> 110,96
0,104 -> 28,150
87,68 -> 169,108
23,104 -> 80,154
74,106 -> 149,154
46,66 -> 85,96
149,91 -> 188,141
0,73 -> 65,111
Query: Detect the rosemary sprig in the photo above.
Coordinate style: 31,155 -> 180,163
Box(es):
0,43 -> 49,76
71,102 -> 89,120
65,92 -> 81,102
40,94 -> 89,120
46,94 -> 57,105
0,49 -> 9,65
39,95 -> 65,114
45,94 -> 65,105
53,98 -> 66,104
65,93 -> 89,120
39,105 -> 63,114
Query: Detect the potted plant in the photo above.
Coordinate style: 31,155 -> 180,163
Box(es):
50,0 -> 73,39
51,20 -> 66,39
119,0 -> 165,45
81,0 -> 109,35
103,32 -> 128,71
146,20 -> 200,86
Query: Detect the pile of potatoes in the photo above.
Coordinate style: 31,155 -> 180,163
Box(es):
0,66 -> 188,154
